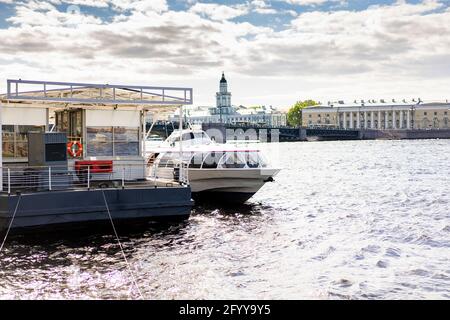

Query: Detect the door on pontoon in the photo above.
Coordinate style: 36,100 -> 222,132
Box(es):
55,109 -> 83,158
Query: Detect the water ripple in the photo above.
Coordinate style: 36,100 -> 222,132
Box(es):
0,139 -> 449,299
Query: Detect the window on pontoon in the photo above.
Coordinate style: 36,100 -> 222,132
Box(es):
2,125 -> 45,159
87,127 -> 113,156
114,127 -> 139,156
86,126 -> 139,157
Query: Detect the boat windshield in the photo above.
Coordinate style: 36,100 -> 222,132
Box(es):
156,151 -> 195,167
165,130 -> 213,146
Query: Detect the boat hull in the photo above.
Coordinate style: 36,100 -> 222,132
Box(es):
192,191 -> 255,204
188,168 -> 279,204
0,187 -> 193,232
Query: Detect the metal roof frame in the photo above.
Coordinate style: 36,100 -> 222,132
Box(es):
3,79 -> 193,107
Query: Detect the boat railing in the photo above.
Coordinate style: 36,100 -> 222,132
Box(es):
0,163 -> 189,194
149,160 -> 189,186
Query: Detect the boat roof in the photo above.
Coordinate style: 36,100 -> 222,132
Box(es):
0,79 -> 193,113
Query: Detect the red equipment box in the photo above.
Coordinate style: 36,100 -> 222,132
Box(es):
74,160 -> 113,173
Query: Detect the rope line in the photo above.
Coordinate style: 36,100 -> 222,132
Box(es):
101,191 -> 145,300
0,195 -> 21,254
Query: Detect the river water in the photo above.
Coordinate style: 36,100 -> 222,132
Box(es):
0,139 -> 449,299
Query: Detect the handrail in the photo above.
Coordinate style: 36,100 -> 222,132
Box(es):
0,163 -> 188,194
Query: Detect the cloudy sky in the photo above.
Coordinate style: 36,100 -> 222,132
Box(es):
0,0 -> 449,109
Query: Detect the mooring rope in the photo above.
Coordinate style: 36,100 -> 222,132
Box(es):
0,195 -> 21,254
101,191 -> 145,300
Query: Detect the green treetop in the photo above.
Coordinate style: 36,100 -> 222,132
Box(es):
287,100 -> 318,127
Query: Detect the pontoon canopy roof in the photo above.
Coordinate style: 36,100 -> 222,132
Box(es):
0,79 -> 193,115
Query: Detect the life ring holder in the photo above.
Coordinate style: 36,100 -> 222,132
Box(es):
67,141 -> 83,158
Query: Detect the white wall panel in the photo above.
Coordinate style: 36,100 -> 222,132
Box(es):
86,109 -> 140,127
2,106 -> 47,125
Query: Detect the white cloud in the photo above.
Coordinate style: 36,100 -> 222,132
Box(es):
0,0 -> 449,106
189,2 -> 249,21
281,0 -> 343,6
109,0 -> 168,13
7,1 -> 103,26
48,0 -> 110,8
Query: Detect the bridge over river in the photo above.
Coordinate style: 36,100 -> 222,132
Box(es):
147,122 -> 450,142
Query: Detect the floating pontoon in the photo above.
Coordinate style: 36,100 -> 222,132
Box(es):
0,79 -> 193,232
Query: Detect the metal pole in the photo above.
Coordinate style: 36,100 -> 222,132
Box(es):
0,101 -> 3,192
7,168 -> 10,195
179,105 -> 183,183
153,163 -> 157,188
122,167 -> 125,189
49,167 -> 52,191
87,165 -> 90,189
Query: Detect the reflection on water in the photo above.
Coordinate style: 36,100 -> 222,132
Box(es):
1,139 -> 449,299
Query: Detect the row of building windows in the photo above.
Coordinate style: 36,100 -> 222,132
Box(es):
309,111 -> 449,118
188,115 -> 286,125
308,118 -> 449,128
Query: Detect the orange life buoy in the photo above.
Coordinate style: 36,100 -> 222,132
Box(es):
67,141 -> 83,158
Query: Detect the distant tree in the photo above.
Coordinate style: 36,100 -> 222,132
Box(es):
287,100 -> 318,127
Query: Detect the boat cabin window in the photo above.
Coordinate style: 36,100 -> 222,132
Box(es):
193,131 -> 211,144
201,152 -> 224,169
189,152 -> 204,169
166,131 -> 212,146
183,132 -> 195,141
218,152 -> 247,169
158,152 -> 176,167
245,152 -> 260,168
216,151 -> 267,169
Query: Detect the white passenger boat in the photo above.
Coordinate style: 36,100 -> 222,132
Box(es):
146,129 -> 280,204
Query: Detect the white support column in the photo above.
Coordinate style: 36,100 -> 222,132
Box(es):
378,111 -> 382,129
364,112 -> 368,129
343,112 -> 347,129
407,110 -> 411,129
349,112 -> 353,129
179,105 -> 184,182
371,111 -> 375,129
393,110 -> 397,129
400,111 -> 404,129
357,111 -> 361,129
385,111 -> 388,129
141,110 -> 146,158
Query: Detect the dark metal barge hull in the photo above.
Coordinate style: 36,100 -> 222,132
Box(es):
0,187 -> 193,232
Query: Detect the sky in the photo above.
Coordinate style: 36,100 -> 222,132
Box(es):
0,0 -> 449,110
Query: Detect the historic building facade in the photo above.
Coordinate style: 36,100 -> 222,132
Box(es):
302,101 -> 450,130
170,73 -> 287,127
